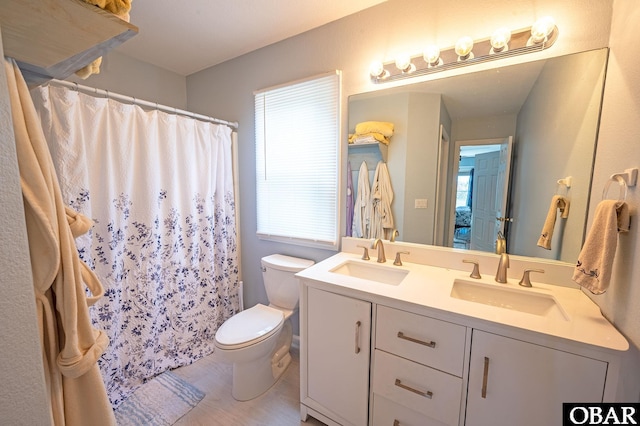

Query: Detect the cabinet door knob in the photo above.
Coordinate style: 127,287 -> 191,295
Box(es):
355,321 -> 361,354
394,378 -> 433,399
397,331 -> 436,348
482,356 -> 490,398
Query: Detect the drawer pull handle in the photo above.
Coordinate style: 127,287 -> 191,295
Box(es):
393,421 -> 400,426
482,356 -> 490,398
397,331 -> 436,348
394,378 -> 433,399
355,321 -> 361,354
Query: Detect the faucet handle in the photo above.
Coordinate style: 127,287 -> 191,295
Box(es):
519,268 -> 545,287
462,259 -> 482,279
393,251 -> 410,266
357,245 -> 370,261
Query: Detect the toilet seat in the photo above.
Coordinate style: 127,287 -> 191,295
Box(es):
215,304 -> 284,350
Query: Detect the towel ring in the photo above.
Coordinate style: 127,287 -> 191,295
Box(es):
602,175 -> 627,202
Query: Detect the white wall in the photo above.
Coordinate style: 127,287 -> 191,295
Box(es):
511,49 -> 607,262
67,50 -> 188,110
588,0 -> 640,402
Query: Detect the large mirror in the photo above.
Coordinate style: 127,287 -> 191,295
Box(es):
347,48 -> 608,263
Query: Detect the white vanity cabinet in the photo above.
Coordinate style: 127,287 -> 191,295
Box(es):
297,249 -> 625,426
371,306 -> 467,426
465,330 -> 608,426
301,287 -> 372,426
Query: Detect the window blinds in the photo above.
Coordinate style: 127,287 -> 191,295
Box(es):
255,71 -> 341,248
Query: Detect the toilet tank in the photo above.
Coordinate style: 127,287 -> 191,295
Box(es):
261,254 -> 314,310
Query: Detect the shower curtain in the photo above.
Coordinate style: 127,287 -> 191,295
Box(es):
32,85 -> 240,407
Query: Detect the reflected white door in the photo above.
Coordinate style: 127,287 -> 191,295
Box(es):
470,150 -> 501,251
469,138 -> 512,252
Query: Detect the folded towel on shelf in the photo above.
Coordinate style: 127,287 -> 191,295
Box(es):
537,195 -> 570,249
355,121 -> 395,137
348,132 -> 390,145
76,0 -> 133,79
572,200 -> 629,294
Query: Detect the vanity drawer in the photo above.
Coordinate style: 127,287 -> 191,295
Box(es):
372,350 -> 462,426
372,394 -> 451,426
376,305 -> 467,376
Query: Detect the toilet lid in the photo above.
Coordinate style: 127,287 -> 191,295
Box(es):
215,304 -> 284,349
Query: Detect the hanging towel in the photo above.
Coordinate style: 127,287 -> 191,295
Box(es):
5,58 -> 115,425
346,161 -> 354,237
352,161 -> 371,238
537,195 -> 570,249
572,200 -> 630,294
369,161 -> 394,239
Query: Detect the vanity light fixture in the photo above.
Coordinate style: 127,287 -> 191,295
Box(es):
455,36 -> 474,61
529,16 -> 556,44
395,53 -> 416,74
369,60 -> 389,79
490,27 -> 511,53
423,45 -> 442,67
370,17 -> 558,83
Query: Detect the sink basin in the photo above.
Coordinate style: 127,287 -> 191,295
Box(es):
450,279 -> 569,320
330,260 -> 409,285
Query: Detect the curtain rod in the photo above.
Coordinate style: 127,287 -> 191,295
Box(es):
47,79 -> 238,130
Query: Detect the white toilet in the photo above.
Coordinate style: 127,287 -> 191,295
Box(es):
214,254 -> 314,401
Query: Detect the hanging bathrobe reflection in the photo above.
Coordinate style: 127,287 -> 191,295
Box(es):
352,161 -> 371,238
370,161 -> 394,239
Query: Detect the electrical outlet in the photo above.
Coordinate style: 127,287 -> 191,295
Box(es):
415,199 -> 428,209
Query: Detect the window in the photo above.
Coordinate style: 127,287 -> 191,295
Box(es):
255,71 -> 341,249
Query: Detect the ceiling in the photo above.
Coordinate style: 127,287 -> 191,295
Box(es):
115,0 -> 387,76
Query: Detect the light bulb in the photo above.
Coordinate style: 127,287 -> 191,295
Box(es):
423,45 -> 441,66
369,61 -> 385,78
531,16 -> 556,43
491,27 -> 511,52
395,53 -> 415,73
455,36 -> 474,60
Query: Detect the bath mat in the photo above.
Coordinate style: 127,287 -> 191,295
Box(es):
114,371 -> 205,426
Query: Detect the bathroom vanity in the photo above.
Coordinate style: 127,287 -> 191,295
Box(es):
297,238 -> 628,426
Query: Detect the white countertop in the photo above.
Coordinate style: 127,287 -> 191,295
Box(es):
296,251 -> 629,352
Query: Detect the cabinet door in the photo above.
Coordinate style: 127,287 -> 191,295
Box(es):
466,330 -> 608,426
306,287 -> 372,425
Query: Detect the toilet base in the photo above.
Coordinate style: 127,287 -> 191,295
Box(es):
229,319 -> 293,401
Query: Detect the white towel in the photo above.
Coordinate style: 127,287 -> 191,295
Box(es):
572,200 -> 630,294
369,161 -> 394,239
537,195 -> 570,249
352,161 -> 371,238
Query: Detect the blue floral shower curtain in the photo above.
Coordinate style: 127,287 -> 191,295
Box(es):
32,85 -> 240,407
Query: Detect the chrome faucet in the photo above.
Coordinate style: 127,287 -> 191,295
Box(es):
495,252 -> 509,283
372,238 -> 386,263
